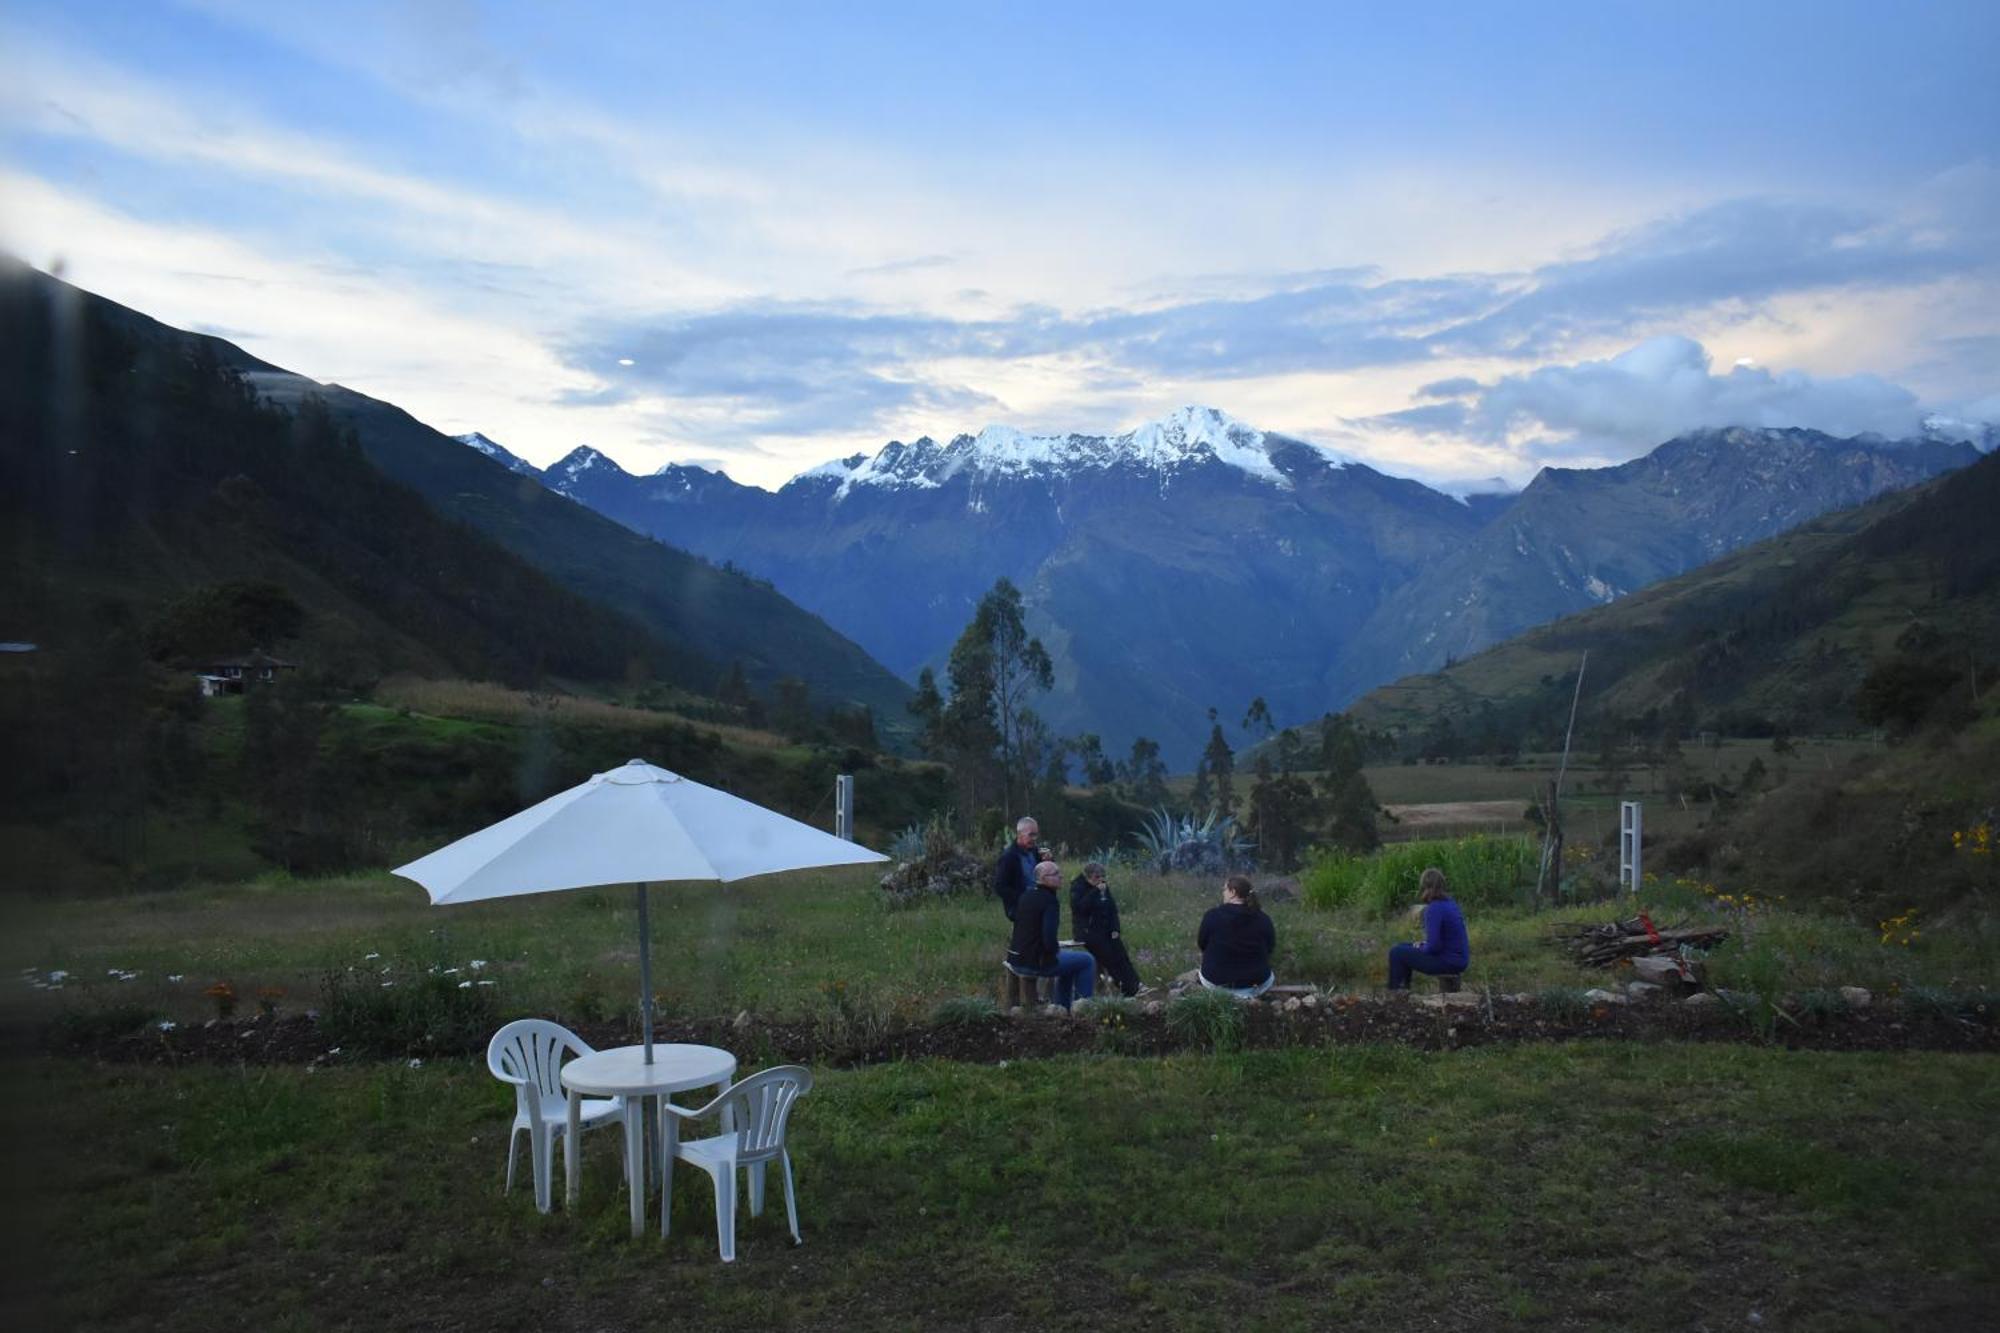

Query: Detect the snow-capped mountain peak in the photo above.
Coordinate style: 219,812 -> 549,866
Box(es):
549,445 -> 625,486
794,406 -> 1355,499
452,431 -> 539,477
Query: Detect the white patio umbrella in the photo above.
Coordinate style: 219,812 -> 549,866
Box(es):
392,758 -> 886,1063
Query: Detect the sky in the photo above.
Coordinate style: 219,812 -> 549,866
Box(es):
3,0 -> 1996,490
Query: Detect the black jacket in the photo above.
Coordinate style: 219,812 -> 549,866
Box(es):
1198,902 -> 1275,987
994,843 -> 1039,921
1069,873 -> 1122,941
1007,885 -> 1061,974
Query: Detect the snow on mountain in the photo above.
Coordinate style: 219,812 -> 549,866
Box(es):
796,405 -> 1355,499
1923,413 -> 2000,453
451,431 -> 539,477
1433,475 -> 1521,502
547,445 -> 622,485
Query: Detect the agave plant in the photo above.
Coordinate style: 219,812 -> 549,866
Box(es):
1133,805 -> 1252,875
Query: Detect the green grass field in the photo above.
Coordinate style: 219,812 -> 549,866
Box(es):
12,1046 -> 1996,1330
8,849 -> 1991,1038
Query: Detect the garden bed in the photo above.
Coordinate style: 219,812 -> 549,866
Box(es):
33,988 -> 2000,1069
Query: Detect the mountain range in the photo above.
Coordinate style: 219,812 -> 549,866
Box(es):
1,262 -> 915,729
1346,444 -> 2000,746
476,408 -> 1981,762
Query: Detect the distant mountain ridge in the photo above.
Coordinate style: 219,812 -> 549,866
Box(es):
3,263 -> 917,727
469,409 -> 1978,762
1345,446 -> 2000,742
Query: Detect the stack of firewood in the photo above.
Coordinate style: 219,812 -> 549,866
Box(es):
1556,917 -> 1728,968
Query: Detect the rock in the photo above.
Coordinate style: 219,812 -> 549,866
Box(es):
731,1009 -> 752,1031
1142,1000 -> 1164,1016
1419,992 -> 1480,1010
1283,997 -> 1303,1013
1840,986 -> 1872,1009
1627,981 -> 1664,1000
1257,876 -> 1301,905
1682,992 -> 1719,1008
1300,993 -> 1320,1010
1582,988 -> 1629,1006
1174,968 -> 1202,989
1630,956 -> 1684,985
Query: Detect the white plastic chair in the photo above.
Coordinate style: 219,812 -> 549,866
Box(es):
661,1065 -> 814,1261
486,1019 -> 627,1214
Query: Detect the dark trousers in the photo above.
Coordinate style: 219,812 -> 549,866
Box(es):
1387,944 -> 1467,990
1084,932 -> 1143,997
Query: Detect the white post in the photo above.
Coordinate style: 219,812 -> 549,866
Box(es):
834,773 -> 855,841
1619,801 -> 1643,893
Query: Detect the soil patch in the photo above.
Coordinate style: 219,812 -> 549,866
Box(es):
29,993 -> 1999,1069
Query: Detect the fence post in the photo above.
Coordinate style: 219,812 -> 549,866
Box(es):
834,773 -> 855,841
1619,800 -> 1643,893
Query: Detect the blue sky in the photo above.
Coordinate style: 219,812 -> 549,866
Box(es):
3,0 -> 1995,487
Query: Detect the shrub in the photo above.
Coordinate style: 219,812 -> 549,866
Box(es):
1301,835 -> 1538,915
1135,806 -> 1251,876
1534,987 -> 1593,1020
1165,988 -> 1247,1052
878,820 -> 987,908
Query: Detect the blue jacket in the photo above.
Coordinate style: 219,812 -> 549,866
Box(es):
994,842 -> 1039,921
1420,897 -> 1471,968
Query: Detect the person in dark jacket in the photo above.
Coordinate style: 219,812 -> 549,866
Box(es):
1007,859 -> 1096,1009
993,815 -> 1042,922
1197,875 -> 1276,997
1387,867 -> 1471,989
1069,861 -> 1149,998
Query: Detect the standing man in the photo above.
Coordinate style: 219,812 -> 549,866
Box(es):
994,815 -> 1041,921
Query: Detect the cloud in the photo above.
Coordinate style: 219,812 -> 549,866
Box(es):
1368,334 -> 1934,463
846,254 -> 957,278
556,183 -> 1998,439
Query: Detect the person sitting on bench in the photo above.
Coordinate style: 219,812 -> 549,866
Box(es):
1008,859 -> 1096,1009
1387,867 -> 1470,990
1070,861 -> 1149,998
1197,875 -> 1276,998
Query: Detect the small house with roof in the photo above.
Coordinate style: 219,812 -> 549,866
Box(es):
196,652 -> 297,697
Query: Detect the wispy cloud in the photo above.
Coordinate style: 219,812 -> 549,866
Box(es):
1361,334 -> 1935,467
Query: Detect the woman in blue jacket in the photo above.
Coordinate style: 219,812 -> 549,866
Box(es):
1387,867 -> 1470,989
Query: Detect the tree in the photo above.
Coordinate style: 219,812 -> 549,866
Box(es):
771,676 -> 815,740
907,667 -> 946,756
1071,733 -> 1116,788
1247,754 -> 1316,871
1318,712 -> 1379,852
1121,737 -> 1169,807
1242,697 -> 1275,738
145,580 -> 304,662
716,660 -> 754,713
1854,655 -> 1961,736
944,579 -> 1053,815
1202,722 -> 1237,817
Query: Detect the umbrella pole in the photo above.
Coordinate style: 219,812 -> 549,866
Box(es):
636,882 -> 654,1065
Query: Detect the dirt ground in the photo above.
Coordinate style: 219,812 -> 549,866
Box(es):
1382,799 -> 1527,836
35,989 -> 1999,1071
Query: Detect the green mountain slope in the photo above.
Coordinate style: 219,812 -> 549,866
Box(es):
20,263 -> 914,727
0,260 -> 665,687
1349,448 -> 2000,742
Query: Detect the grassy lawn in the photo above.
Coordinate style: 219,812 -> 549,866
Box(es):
8,861 -> 1992,1038
10,1045 -> 1996,1330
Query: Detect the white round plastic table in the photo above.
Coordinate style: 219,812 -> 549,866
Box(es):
562,1043 -> 736,1236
